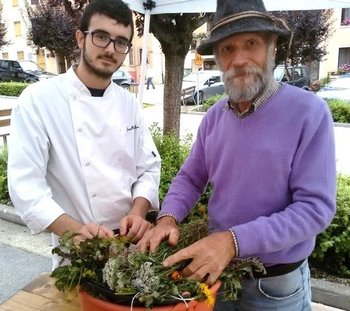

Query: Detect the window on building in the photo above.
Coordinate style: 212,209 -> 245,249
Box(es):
338,47 -> 350,70
2,52 -> 9,60
341,8 -> 350,26
139,48 -> 142,65
31,0 -> 39,4
129,47 -> 135,65
138,48 -> 148,65
17,51 -> 24,60
14,21 -> 22,37
12,0 -> 18,7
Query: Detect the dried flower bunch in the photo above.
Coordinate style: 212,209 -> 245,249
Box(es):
51,217 -> 265,309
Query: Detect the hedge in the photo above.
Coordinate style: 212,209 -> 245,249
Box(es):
0,82 -> 30,97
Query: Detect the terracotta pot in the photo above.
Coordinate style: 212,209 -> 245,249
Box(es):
79,281 -> 221,311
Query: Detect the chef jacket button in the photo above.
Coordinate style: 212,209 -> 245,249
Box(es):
77,128 -> 82,132
92,193 -> 97,198
85,162 -> 90,166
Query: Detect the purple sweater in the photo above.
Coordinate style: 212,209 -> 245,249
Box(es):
160,84 -> 336,265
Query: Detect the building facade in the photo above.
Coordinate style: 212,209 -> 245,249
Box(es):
316,8 -> 350,79
0,0 -> 165,82
1,1 -> 349,82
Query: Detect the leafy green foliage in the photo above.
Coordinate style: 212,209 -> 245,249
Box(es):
150,123 -> 193,204
0,147 -> 10,205
0,82 -> 29,96
310,175 -> 350,277
51,218 -> 264,307
327,99 -> 350,123
199,93 -> 227,112
51,231 -> 112,291
150,122 -> 211,222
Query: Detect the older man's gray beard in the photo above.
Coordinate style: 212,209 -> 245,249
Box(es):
222,57 -> 275,103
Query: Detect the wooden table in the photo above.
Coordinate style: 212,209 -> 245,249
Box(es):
0,273 -> 80,311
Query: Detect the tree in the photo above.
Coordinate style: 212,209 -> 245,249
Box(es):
273,10 -> 334,66
26,0 -> 85,70
0,3 -> 9,49
135,13 -> 210,137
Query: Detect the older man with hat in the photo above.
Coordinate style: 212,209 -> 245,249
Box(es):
138,0 -> 336,309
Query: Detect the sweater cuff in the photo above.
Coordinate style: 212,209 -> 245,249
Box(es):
156,212 -> 179,224
228,228 -> 240,258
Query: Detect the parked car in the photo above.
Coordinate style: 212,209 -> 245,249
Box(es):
316,75 -> 350,102
0,59 -> 56,83
112,69 -> 135,89
274,65 -> 310,90
182,70 -> 225,104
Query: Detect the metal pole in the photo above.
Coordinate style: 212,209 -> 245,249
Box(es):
138,10 -> 151,108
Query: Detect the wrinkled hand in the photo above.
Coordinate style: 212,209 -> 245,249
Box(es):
137,216 -> 180,253
74,223 -> 114,244
163,231 -> 235,286
119,215 -> 153,243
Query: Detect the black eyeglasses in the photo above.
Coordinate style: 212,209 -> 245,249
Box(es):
84,31 -> 132,54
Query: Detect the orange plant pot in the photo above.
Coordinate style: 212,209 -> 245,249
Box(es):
79,281 -> 221,311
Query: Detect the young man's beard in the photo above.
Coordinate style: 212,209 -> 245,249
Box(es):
222,54 -> 275,103
82,45 -> 120,79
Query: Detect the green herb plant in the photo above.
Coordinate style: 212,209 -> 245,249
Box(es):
51,217 -> 265,309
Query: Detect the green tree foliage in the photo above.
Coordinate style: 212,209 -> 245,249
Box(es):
273,10 -> 334,66
135,12 -> 210,137
0,3 -> 9,49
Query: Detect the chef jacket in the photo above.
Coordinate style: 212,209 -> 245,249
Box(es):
8,67 -> 161,267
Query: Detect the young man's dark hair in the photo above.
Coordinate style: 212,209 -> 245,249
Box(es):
79,0 -> 134,41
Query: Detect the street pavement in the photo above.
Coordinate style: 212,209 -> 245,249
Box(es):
0,87 -> 349,310
0,219 -> 51,304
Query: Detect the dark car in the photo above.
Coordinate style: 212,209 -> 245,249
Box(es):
0,59 -> 56,83
112,69 -> 135,89
182,70 -> 225,104
274,65 -> 310,90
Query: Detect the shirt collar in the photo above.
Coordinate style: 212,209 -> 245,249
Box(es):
227,79 -> 280,118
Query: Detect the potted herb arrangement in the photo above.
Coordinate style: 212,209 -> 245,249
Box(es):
51,218 -> 264,310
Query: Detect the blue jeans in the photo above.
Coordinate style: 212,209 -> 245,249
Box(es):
146,77 -> 155,89
214,260 -> 311,310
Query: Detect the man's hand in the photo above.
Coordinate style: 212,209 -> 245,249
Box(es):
137,216 -> 180,253
119,215 -> 153,243
163,231 -> 236,286
48,213 -> 114,243
74,223 -> 114,243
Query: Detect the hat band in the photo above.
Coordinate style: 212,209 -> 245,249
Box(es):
210,11 -> 284,35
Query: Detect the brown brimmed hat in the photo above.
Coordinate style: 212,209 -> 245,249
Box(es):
197,0 -> 292,55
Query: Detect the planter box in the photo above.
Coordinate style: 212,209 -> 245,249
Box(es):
79,281 -> 221,311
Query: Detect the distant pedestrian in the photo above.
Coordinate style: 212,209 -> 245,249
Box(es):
146,66 -> 155,90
